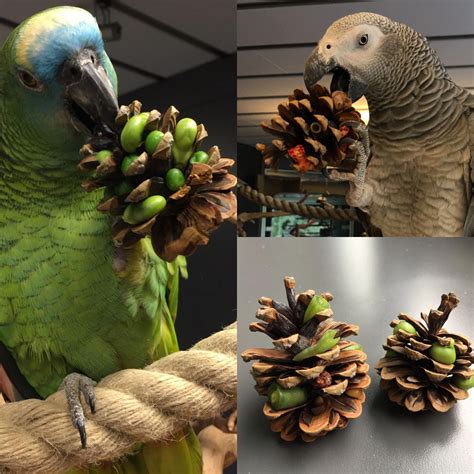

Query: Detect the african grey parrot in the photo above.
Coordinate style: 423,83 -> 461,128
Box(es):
304,12 -> 474,236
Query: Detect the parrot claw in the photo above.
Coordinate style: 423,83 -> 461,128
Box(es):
328,123 -> 371,208
62,373 -> 97,449
327,169 -> 355,182
354,123 -> 370,157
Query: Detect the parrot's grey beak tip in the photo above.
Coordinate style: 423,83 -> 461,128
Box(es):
303,50 -> 331,93
304,52 -> 368,103
62,49 -> 118,135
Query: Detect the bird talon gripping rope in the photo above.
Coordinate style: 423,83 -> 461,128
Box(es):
0,323 -> 237,473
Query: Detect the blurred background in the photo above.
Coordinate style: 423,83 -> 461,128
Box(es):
0,0 -> 237,350
237,0 -> 474,236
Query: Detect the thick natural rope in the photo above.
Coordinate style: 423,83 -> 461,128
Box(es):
0,323 -> 236,473
238,182 -> 359,221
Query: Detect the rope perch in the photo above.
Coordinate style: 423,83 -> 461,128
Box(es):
0,323 -> 237,473
238,182 -> 359,221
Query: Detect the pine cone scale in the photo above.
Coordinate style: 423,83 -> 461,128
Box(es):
299,406 -> 330,435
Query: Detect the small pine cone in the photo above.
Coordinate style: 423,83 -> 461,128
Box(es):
257,85 -> 364,173
376,293 -> 474,413
78,100 -> 236,262
241,276 -> 370,442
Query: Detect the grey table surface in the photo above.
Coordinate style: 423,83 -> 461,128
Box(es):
237,238 -> 473,474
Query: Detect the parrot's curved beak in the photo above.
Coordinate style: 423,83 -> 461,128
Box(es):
304,48 -> 368,102
61,48 -> 118,135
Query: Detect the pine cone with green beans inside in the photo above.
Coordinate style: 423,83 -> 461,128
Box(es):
375,293 -> 474,413
256,85 -> 364,174
241,277 -> 370,442
79,100 -> 236,261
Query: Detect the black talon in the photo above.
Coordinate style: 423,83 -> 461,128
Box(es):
89,395 -> 96,414
77,419 -> 87,449
62,372 -> 97,449
81,380 -> 97,414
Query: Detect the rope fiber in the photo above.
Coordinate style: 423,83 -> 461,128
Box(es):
0,323 -> 237,473
238,182 -> 359,221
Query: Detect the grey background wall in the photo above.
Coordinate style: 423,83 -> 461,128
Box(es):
238,238 -> 473,474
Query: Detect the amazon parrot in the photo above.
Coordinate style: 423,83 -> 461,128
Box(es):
0,6 -> 201,473
304,12 -> 474,236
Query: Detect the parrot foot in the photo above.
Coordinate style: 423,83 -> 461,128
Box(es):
328,124 -> 371,208
62,372 -> 97,449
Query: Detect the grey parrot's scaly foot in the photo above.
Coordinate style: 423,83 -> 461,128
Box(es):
62,373 -> 97,449
328,124 -> 371,208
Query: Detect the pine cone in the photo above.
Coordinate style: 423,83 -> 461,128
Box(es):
256,85 -> 364,173
241,277 -> 370,442
78,100 -> 236,262
375,293 -> 474,413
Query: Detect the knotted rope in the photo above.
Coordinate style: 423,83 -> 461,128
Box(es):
0,323 -> 236,473
238,182 -> 359,221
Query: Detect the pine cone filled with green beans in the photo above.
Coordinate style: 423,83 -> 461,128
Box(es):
375,293 -> 474,413
256,85 -> 364,174
241,277 -> 370,442
79,100 -> 236,261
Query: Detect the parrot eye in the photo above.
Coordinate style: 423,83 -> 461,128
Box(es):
17,69 -> 43,91
359,34 -> 369,46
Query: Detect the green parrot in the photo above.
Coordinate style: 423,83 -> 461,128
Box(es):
0,6 -> 201,473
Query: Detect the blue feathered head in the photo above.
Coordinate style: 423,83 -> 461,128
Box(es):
0,6 -> 119,165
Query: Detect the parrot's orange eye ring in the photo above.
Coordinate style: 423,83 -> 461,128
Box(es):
17,69 -> 43,91
359,34 -> 369,46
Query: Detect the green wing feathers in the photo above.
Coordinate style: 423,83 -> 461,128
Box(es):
119,238 -> 187,360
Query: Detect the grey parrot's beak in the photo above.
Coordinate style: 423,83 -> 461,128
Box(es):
62,48 -> 118,134
304,48 -> 368,102
303,48 -> 334,91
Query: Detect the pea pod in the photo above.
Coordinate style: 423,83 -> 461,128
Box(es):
145,130 -> 165,155
428,340 -> 456,365
172,144 -> 193,169
174,118 -> 198,150
293,329 -> 340,362
189,150 -> 209,164
96,149 -> 113,162
342,343 -> 363,351
268,383 -> 308,410
303,295 -> 331,323
452,375 -> 474,390
120,112 -> 150,153
385,348 -> 398,358
393,321 -> 417,336
121,154 -> 139,175
166,168 -> 185,191
123,195 -> 166,225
